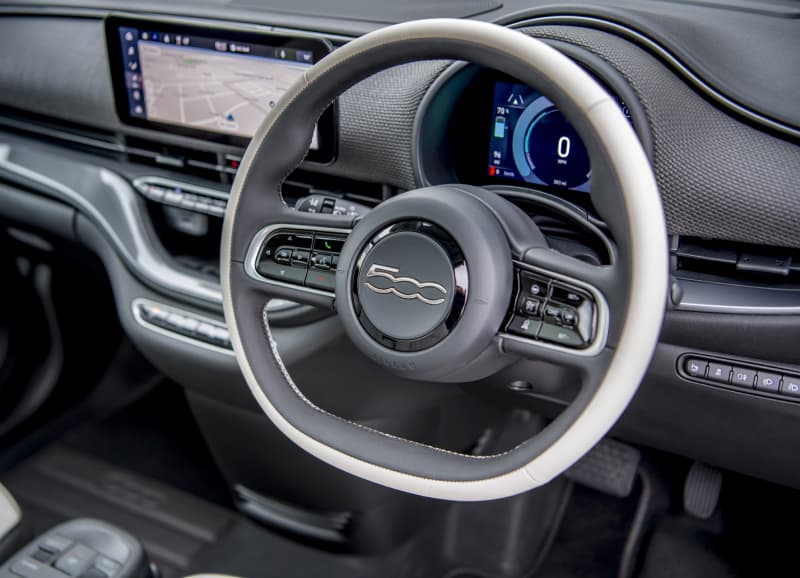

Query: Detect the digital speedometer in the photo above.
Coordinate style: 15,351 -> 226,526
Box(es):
488,81 -> 631,193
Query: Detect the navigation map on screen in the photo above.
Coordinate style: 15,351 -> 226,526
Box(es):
118,26 -> 319,145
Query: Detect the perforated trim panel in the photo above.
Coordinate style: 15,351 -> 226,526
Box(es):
519,25 -> 800,249
333,60 -> 451,189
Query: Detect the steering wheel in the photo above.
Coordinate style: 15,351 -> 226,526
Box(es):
221,19 -> 667,501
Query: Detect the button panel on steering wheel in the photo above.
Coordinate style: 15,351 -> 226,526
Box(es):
505,269 -> 597,349
253,227 -> 349,293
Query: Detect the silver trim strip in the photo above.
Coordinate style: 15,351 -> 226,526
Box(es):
132,176 -> 230,201
500,260 -> 610,358
0,143 -> 294,311
132,298 -> 235,356
244,223 -> 351,298
510,15 -> 800,140
675,278 -> 800,314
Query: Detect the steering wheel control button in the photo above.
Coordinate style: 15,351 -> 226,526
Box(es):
505,269 -> 596,350
253,229 -> 348,293
520,297 -> 542,316
291,249 -> 310,267
257,260 -> 307,284
507,316 -> 542,338
560,308 -> 578,327
544,304 -> 562,321
314,236 -> 346,254
539,323 -> 585,348
731,367 -> 756,387
310,253 -> 334,270
520,273 -> 549,298
274,248 -> 293,265
756,373 -> 782,393
707,363 -> 732,384
306,270 -> 337,291
551,283 -> 586,306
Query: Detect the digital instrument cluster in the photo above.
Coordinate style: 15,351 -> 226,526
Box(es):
487,81 -> 631,193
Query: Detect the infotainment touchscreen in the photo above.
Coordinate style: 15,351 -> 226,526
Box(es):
106,16 -> 335,161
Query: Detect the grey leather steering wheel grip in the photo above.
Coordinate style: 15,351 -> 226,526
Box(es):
221,19 -> 668,501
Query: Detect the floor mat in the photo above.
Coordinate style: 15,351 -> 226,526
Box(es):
637,516 -> 735,578
533,482 -> 640,578
63,383 -> 232,507
0,445 -> 400,578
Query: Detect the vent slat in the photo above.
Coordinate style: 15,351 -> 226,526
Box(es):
673,236 -> 800,285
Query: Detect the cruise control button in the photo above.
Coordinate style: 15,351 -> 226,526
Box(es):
560,308 -> 578,327
519,297 -> 542,317
731,367 -> 756,388
707,363 -> 732,384
539,323 -> 584,348
550,283 -> 587,306
257,260 -> 307,284
520,273 -> 548,298
684,358 -> 708,378
756,373 -> 782,393
781,376 -> 800,397
543,304 -> 562,321
506,316 -> 542,338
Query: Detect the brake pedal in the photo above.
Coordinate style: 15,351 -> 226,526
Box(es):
565,438 -> 641,498
683,461 -> 723,519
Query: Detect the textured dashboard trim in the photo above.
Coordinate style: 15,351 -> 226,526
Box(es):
510,15 -> 800,140
517,25 -> 800,249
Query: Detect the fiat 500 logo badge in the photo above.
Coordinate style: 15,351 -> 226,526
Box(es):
364,264 -> 447,305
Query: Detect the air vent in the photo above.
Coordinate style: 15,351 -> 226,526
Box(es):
0,106 -> 123,159
673,236 -> 800,284
282,168 -> 389,208
124,136 -> 222,181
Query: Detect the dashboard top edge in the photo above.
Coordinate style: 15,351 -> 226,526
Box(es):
0,4 -> 795,142
505,14 -> 800,140
0,4 -> 364,41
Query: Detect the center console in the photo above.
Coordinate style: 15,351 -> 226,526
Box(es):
0,520 -> 148,578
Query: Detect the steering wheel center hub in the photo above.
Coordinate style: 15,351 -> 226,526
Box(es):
354,222 -> 465,349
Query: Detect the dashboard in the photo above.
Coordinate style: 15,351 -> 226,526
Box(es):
1,0 -> 800,494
